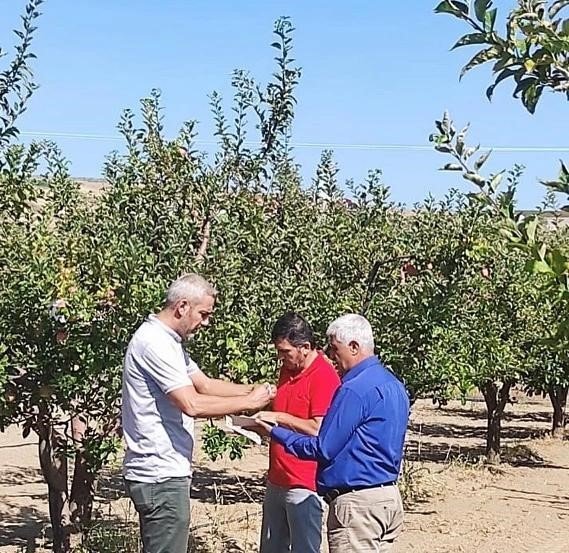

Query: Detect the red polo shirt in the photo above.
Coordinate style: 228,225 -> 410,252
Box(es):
268,353 -> 340,491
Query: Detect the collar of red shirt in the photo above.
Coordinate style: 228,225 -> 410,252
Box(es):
281,352 -> 326,383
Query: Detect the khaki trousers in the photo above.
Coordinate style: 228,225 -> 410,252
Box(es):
327,484 -> 404,552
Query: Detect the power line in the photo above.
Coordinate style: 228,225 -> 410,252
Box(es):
18,130 -> 569,153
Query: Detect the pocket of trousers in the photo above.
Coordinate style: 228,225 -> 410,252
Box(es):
125,480 -> 154,515
330,499 -> 352,529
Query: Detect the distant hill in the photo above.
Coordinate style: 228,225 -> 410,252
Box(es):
71,177 -> 569,229
74,177 -> 106,194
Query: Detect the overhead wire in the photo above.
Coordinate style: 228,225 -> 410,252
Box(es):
18,130 -> 569,153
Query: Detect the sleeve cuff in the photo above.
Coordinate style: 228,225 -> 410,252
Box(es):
271,426 -> 294,444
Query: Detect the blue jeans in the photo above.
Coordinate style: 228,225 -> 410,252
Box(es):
259,482 -> 323,553
124,477 -> 191,553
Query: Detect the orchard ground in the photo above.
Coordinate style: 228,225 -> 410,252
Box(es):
0,394 -> 568,553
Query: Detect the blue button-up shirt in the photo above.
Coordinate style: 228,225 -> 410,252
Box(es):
271,355 -> 410,495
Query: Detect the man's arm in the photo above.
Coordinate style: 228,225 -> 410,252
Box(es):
190,369 -> 254,397
270,388 -> 364,461
168,384 -> 272,418
139,344 -> 272,417
255,411 -> 322,436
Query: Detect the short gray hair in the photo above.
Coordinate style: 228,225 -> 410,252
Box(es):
165,273 -> 217,307
326,313 -> 375,353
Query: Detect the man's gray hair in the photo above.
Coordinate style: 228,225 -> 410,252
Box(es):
165,273 -> 217,307
326,313 -> 375,353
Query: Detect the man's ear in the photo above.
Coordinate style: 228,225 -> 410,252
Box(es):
176,298 -> 191,317
348,341 -> 360,356
301,342 -> 312,355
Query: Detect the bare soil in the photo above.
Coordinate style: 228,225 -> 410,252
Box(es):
1,394 -> 568,552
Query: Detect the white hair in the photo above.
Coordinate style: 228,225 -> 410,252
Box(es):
165,273 -> 217,307
326,313 -> 375,353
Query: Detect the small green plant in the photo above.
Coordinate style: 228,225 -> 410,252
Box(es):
75,521 -> 139,553
398,460 -> 432,507
202,420 -> 250,461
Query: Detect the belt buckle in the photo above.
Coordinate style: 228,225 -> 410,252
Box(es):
323,488 -> 341,505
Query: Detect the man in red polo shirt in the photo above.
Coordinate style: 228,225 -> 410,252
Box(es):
255,312 -> 340,553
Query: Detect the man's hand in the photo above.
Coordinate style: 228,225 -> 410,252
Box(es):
249,422 -> 272,438
255,410 -> 323,436
254,411 -> 280,425
253,419 -> 274,435
247,384 -> 275,410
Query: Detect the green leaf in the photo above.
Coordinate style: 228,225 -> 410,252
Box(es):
474,150 -> 492,171
560,159 -> 569,180
526,259 -> 554,275
549,0 -> 569,19
435,144 -> 453,153
460,47 -> 499,80
521,82 -> 543,114
486,68 -> 517,101
548,249 -> 569,276
463,172 -> 486,187
474,0 -> 492,23
524,216 -> 538,243
484,8 -> 497,33
541,179 -> 569,194
440,163 -> 464,171
452,33 -> 489,49
488,171 -> 504,193
435,0 -> 469,18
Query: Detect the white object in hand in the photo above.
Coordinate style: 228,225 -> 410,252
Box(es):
224,415 -> 262,445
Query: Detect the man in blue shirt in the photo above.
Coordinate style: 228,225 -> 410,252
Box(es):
258,313 -> 410,552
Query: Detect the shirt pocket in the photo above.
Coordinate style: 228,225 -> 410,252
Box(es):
291,391 -> 311,416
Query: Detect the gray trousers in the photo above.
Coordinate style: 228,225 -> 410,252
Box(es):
124,476 -> 191,553
259,482 -> 323,553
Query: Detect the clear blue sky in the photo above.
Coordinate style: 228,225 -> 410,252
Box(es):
5,0 -> 567,208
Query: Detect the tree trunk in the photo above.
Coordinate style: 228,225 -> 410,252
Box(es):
69,416 -> 95,528
481,380 -> 513,465
37,417 -> 72,553
195,215 -> 212,262
70,451 -> 95,527
548,386 -> 568,438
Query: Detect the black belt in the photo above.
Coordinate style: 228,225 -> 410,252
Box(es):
323,481 -> 396,505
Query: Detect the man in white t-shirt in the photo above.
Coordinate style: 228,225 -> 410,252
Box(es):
122,273 -> 274,553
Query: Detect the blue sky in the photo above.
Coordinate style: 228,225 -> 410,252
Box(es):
5,1 -> 567,207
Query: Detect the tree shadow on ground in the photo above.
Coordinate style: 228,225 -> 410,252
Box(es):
96,465 -> 266,506
191,466 -> 266,505
405,439 -> 485,464
95,470 -> 124,503
0,466 -> 44,488
490,486 -> 569,513
434,405 -> 553,425
407,422 -> 565,469
0,466 -> 49,551
408,420 -> 548,442
0,502 -> 49,552
499,443 -> 568,469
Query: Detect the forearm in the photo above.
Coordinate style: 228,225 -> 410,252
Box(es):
271,426 -> 320,460
172,388 -> 254,418
276,413 -> 320,436
204,379 -> 254,397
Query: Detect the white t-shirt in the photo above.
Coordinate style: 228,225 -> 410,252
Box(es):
122,314 -> 199,482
